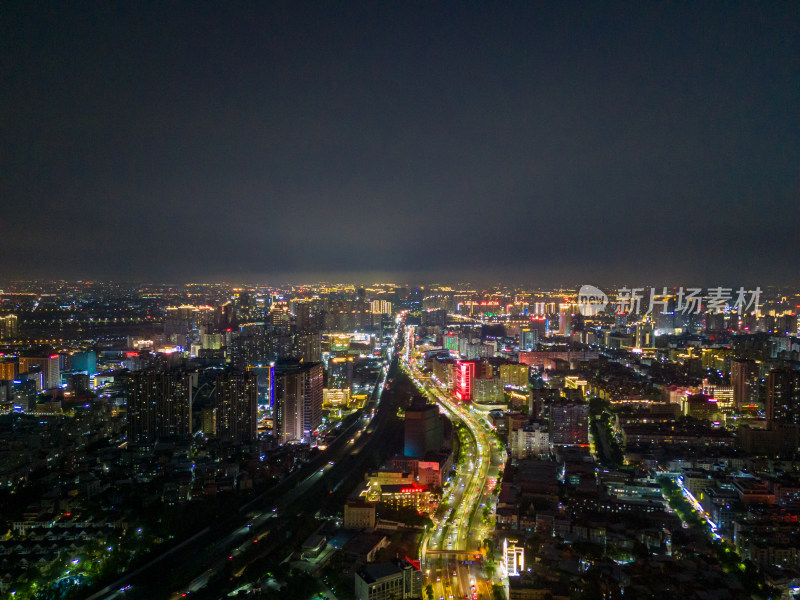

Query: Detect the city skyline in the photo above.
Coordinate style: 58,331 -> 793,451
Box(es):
3,3 -> 800,598
3,3 -> 799,284
0,277 -> 799,598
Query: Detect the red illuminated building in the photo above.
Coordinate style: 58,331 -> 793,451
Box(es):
455,360 -> 474,401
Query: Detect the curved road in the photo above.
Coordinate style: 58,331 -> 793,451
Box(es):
402,325 -> 506,600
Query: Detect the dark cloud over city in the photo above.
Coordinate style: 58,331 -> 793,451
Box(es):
2,3 -> 798,284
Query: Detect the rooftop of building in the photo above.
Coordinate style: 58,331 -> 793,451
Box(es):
357,560 -> 401,584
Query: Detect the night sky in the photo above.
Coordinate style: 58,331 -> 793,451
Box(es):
2,3 -> 798,285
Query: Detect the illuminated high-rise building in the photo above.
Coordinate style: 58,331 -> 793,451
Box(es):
635,320 -> 655,348
0,314 -> 18,340
293,300 -> 322,333
126,370 -> 196,445
509,423 -> 549,459
300,362 -> 323,437
776,312 -> 798,336
201,406 -> 216,436
18,356 -> 60,390
215,370 -> 258,443
230,324 -> 270,368
234,292 -> 265,325
295,332 -> 322,362
731,359 -> 759,410
323,299 -> 372,331
548,400 -> 589,446
0,359 -> 17,382
275,371 -> 302,443
161,372 -> 197,438
70,351 -> 96,375
275,361 -> 323,443
370,299 -> 393,315
558,305 -> 573,336
500,363 -> 530,388
519,327 -> 538,351
443,332 -> 459,352
530,316 -> 547,339
164,305 -> 216,347
329,355 -> 354,391
503,538 -> 524,577
268,301 -> 291,332
13,379 -> 37,411
201,333 -> 223,350
454,360 -> 474,401
766,369 -> 800,426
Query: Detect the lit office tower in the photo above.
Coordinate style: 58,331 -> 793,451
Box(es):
519,327 -> 538,351
558,305 -> 573,336
548,400 -> 589,446
404,402 -> 443,458
268,302 -> 291,333
533,316 -> 547,337
766,369 -> 800,425
731,359 -> 759,410
18,355 -> 61,390
215,371 -> 258,444
13,379 -> 37,411
0,359 -> 16,382
329,356 -> 354,390
126,370 -> 196,445
275,362 -> 323,443
70,351 -> 97,375
0,314 -> 18,339
635,320 -> 655,348
201,333 -> 223,350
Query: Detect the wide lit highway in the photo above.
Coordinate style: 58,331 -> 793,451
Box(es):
402,324 -> 506,600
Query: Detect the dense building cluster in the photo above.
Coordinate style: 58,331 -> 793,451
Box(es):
0,281 -> 405,598
0,281 -> 798,599
406,285 -> 800,599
